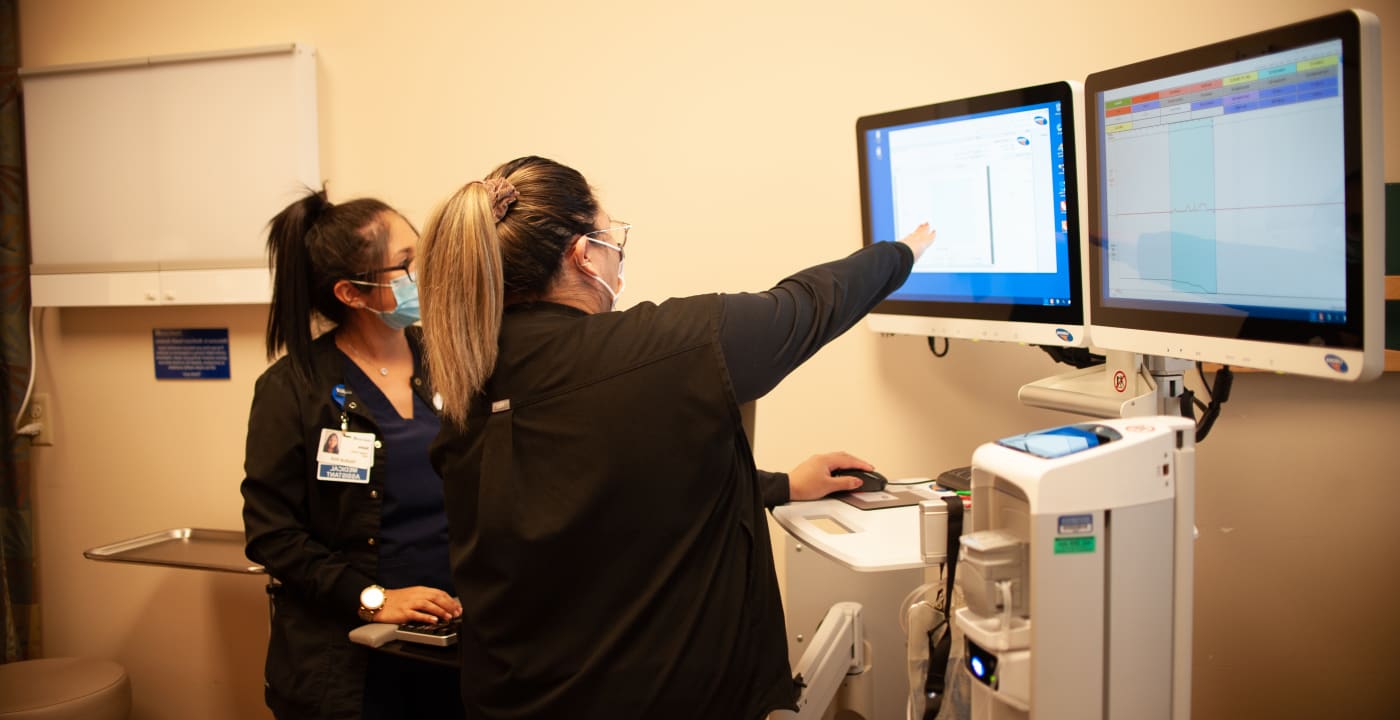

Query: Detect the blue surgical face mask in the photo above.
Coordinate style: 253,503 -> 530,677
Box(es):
375,273 -> 420,329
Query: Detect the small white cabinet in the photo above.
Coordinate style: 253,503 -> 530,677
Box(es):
23,44 -> 319,306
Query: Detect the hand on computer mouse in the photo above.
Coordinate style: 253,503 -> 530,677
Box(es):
787,451 -> 880,501
831,467 -> 888,493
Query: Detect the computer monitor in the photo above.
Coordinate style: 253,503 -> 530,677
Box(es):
857,81 -> 1088,347
1085,9 -> 1384,381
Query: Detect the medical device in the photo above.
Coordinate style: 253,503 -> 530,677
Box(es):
1020,10 -> 1383,436
1088,9 -> 1384,382
955,416 -> 1195,720
1025,9 -> 1384,424
772,481 -> 963,719
818,12 -> 1384,720
856,81 -> 1088,348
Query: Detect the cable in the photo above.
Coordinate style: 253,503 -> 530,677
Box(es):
927,336 -> 949,358
996,580 -> 1015,634
900,580 -> 942,720
1193,363 -> 1233,443
1177,387 -> 1196,420
1184,363 -> 1210,416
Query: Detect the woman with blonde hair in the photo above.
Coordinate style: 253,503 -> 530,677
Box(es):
420,156 -> 934,719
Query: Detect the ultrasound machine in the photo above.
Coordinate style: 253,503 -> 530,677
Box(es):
773,8 -> 1383,720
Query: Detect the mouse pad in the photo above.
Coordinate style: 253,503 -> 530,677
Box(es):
835,483 -> 950,511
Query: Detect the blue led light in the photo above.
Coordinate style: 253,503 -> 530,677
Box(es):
971,657 -> 985,678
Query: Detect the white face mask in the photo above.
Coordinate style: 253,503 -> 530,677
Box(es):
585,237 -> 626,311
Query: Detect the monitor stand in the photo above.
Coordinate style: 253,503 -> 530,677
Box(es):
1019,351 -> 1193,419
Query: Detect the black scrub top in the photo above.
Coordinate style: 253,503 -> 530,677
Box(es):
431,242 -> 914,720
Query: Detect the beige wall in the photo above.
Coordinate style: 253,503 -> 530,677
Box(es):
18,1 -> 1400,718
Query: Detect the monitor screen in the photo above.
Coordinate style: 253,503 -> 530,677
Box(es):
857,81 -> 1087,347
1086,10 -> 1383,380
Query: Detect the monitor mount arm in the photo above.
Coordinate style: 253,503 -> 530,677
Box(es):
769,602 -> 870,720
1018,350 -> 1193,419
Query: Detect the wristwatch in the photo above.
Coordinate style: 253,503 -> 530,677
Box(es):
358,584 -> 386,622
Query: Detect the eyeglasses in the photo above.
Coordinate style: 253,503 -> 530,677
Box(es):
348,258 -> 416,287
583,222 -> 630,254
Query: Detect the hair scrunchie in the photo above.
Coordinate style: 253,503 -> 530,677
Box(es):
480,178 -> 518,221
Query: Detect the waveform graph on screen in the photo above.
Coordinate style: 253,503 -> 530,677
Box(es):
1087,10 -> 1382,381
1103,85 -> 1347,311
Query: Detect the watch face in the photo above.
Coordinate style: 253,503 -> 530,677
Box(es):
360,585 -> 385,609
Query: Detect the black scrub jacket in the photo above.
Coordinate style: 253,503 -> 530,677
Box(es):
242,328 -> 440,720
432,242 -> 914,720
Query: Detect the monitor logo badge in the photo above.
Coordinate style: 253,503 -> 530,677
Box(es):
1055,328 -> 1074,342
1324,354 -> 1349,373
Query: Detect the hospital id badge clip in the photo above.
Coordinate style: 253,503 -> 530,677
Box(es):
315,428 -> 375,484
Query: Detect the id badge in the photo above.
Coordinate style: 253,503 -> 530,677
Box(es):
316,428 -> 375,483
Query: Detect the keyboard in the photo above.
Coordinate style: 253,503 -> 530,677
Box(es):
936,465 -> 973,492
394,618 -> 460,647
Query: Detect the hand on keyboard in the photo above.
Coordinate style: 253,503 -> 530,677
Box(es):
394,617 -> 461,647
373,586 -> 462,625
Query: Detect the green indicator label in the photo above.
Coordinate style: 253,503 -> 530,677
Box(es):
1054,536 -> 1096,554
1105,97 -> 1133,109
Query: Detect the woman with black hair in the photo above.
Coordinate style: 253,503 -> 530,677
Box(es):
240,189 -> 462,720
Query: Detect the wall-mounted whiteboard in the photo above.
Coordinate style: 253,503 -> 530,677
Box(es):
23,44 -> 319,306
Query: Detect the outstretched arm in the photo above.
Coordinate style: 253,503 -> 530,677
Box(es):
719,226 -> 933,403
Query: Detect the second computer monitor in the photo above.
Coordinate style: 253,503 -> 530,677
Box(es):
1086,9 -> 1384,381
857,81 -> 1087,347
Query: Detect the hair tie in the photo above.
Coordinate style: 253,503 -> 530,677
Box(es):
306,188 -> 333,216
479,178 -> 518,221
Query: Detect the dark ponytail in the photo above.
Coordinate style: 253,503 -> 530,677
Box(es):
264,187 -> 397,380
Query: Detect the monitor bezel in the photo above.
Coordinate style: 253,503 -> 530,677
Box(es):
1085,10 -> 1382,380
857,81 -> 1088,347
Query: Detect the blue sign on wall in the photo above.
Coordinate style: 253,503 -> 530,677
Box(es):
153,328 -> 230,380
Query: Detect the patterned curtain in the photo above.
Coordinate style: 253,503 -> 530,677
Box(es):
0,0 -> 37,663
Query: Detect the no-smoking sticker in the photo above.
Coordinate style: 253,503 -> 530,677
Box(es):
1113,370 -> 1128,393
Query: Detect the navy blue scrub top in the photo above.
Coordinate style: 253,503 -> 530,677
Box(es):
342,356 -> 452,592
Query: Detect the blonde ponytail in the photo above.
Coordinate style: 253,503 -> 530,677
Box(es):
421,157 -> 602,427
419,183 -> 504,428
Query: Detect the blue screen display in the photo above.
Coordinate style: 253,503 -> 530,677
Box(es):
863,101 -> 1074,308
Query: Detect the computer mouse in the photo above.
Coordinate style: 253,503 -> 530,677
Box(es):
832,467 -> 888,493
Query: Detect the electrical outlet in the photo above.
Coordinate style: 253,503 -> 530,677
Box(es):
29,393 -> 54,446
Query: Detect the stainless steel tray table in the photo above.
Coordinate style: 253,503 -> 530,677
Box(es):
84,528 -> 265,574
